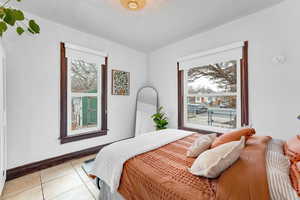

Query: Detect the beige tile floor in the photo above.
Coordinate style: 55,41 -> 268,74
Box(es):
0,154 -> 99,200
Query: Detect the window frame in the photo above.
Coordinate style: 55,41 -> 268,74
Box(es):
67,59 -> 101,135
60,42 -> 108,144
177,41 -> 249,134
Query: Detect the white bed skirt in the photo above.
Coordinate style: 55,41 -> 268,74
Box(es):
98,179 -> 124,200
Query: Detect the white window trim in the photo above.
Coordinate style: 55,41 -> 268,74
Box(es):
67,59 -> 102,136
178,41 -> 244,62
64,43 -> 108,58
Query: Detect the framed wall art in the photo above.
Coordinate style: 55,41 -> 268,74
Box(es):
112,69 -> 130,95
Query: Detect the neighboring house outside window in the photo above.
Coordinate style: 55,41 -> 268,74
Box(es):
177,41 -> 249,133
60,42 -> 108,144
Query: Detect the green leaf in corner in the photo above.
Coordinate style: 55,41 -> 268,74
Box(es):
16,0 -> 22,2
13,9 -> 24,21
0,21 -> 7,32
28,19 -> 40,34
3,9 -> 16,26
16,26 -> 24,35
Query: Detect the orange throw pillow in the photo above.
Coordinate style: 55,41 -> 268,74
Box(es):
211,128 -> 256,148
284,135 -> 300,163
290,162 -> 300,196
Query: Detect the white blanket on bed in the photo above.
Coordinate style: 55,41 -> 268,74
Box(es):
91,129 -> 193,192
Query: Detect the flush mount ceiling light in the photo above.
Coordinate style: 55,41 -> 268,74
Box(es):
120,0 -> 146,11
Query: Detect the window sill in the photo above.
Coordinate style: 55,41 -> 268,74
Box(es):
184,123 -> 235,133
179,126 -> 223,136
60,130 -> 108,144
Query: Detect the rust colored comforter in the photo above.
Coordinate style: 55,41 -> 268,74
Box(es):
118,134 -> 271,200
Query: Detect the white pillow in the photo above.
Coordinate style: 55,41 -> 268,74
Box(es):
189,136 -> 245,178
186,133 -> 217,158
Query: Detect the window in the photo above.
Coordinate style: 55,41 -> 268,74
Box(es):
177,41 -> 248,133
60,42 -> 108,144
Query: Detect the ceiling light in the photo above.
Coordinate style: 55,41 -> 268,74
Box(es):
120,0 -> 146,11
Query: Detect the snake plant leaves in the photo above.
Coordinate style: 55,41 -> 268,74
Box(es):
16,26 -> 24,35
28,19 -> 40,34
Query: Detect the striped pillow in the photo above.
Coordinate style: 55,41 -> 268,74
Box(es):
267,168 -> 299,200
267,139 -> 284,154
266,151 -> 290,173
266,140 -> 299,200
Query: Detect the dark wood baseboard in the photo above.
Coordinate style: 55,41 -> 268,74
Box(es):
6,145 -> 104,181
6,137 -> 132,181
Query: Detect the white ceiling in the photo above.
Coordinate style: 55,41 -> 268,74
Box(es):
14,0 -> 283,52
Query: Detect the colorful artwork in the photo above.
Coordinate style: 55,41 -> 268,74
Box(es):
112,70 -> 130,95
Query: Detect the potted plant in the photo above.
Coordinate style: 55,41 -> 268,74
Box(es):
298,115 -> 300,120
151,106 -> 168,130
0,0 -> 40,36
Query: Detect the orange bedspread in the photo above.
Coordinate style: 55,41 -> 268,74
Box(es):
118,133 -> 271,200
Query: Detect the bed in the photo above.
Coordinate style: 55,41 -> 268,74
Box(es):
91,129 -> 299,200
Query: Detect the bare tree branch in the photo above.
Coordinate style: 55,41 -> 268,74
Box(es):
188,61 -> 237,93
71,60 -> 97,92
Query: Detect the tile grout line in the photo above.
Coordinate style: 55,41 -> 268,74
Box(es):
73,164 -> 90,188
40,174 -> 46,200
72,162 -> 96,199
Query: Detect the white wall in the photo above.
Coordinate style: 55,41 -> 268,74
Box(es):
148,0 -> 300,140
2,14 -> 147,169
2,0 -> 300,169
